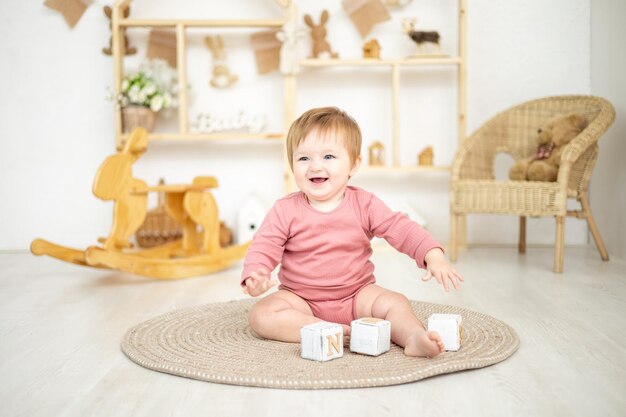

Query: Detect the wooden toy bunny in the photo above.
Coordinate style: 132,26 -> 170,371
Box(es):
303,10 -> 339,59
205,35 -> 238,88
102,5 -> 136,56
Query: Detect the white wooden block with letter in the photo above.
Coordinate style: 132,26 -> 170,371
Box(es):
300,322 -> 344,362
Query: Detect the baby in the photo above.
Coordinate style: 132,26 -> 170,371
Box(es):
241,107 -> 463,357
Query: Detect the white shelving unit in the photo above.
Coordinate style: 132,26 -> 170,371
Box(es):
110,0 -> 294,150
291,0 -> 467,176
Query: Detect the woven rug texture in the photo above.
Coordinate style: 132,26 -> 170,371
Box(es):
122,299 -> 519,389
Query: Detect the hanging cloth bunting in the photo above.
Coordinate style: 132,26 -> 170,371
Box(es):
44,0 -> 91,28
342,0 -> 391,38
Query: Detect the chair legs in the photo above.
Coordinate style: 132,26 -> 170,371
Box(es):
554,216 -> 565,273
453,192 -> 608,273
518,216 -> 526,253
579,191 -> 609,261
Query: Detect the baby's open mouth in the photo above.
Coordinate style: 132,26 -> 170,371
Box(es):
309,177 -> 328,183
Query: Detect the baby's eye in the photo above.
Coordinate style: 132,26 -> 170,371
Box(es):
297,156 -> 309,162
324,154 -> 336,160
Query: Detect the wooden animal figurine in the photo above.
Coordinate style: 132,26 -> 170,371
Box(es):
362,39 -> 381,59
102,5 -> 137,56
304,10 -> 339,59
402,18 -> 442,55
205,35 -> 238,88
276,19 -> 305,75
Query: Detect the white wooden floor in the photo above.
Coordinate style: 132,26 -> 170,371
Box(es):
1,246 -> 625,417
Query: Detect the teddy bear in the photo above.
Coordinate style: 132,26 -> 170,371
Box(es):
508,112 -> 587,182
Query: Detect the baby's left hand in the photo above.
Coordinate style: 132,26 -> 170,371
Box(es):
422,248 -> 464,291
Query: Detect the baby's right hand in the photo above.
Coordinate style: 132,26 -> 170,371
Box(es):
242,268 -> 277,297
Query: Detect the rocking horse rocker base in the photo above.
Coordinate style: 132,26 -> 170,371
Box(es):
31,128 -> 249,280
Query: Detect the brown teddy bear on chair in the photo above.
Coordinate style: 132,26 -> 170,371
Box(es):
509,113 -> 587,182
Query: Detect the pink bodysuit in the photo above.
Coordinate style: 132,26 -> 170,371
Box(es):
241,186 -> 442,324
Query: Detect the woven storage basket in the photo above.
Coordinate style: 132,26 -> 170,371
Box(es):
122,105 -> 156,133
136,180 -> 183,248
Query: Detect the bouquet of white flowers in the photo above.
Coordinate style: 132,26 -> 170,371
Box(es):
111,59 -> 179,113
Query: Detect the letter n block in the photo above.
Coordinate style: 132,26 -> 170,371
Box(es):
300,322 -> 344,362
427,313 -> 463,351
349,317 -> 391,356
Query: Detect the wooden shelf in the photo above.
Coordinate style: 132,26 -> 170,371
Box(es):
120,132 -> 284,142
359,166 -> 451,174
119,19 -> 285,28
300,57 -> 462,67
111,0 -> 292,149
296,0 -> 466,178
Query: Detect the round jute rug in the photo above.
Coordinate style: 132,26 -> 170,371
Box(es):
122,299 -> 519,389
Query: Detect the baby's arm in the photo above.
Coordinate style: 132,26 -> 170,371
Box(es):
422,248 -> 464,291
363,192 -> 463,291
241,201 -> 289,296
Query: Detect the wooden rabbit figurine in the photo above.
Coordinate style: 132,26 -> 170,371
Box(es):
205,35 -> 238,88
304,10 -> 339,59
102,5 -> 137,56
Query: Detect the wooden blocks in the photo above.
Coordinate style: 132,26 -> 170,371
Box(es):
350,317 -> 391,356
300,322 -> 344,362
427,314 -> 463,351
300,318 -> 392,361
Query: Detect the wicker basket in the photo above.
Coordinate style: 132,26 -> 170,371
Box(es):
122,106 -> 156,133
136,180 -> 182,248
136,180 -> 235,249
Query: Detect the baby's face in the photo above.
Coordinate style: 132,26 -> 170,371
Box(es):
292,130 -> 361,211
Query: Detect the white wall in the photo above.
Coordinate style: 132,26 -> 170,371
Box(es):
591,0 -> 626,261
0,0 -> 605,252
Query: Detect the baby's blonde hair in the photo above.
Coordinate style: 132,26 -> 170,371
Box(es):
286,107 -> 362,171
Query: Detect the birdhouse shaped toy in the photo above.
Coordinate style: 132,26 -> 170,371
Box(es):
237,194 -> 268,244
368,141 -> 385,166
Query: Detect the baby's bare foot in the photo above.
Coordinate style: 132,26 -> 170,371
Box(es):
404,330 -> 445,357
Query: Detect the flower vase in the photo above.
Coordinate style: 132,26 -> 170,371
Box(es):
121,106 -> 157,133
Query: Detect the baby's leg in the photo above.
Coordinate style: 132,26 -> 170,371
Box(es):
355,284 -> 444,357
248,290 -> 322,343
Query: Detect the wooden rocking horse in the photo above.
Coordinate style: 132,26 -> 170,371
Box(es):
31,128 -> 249,279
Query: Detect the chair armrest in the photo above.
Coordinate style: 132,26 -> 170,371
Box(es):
558,101 -> 615,183
452,120 -> 504,181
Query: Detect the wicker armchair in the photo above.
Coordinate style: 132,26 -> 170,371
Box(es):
450,95 -> 615,272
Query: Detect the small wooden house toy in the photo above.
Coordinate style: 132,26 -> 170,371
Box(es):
369,141 -> 385,166
418,146 -> 434,166
300,322 -> 344,362
349,317 -> 391,356
363,39 -> 381,59
427,313 -> 463,351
